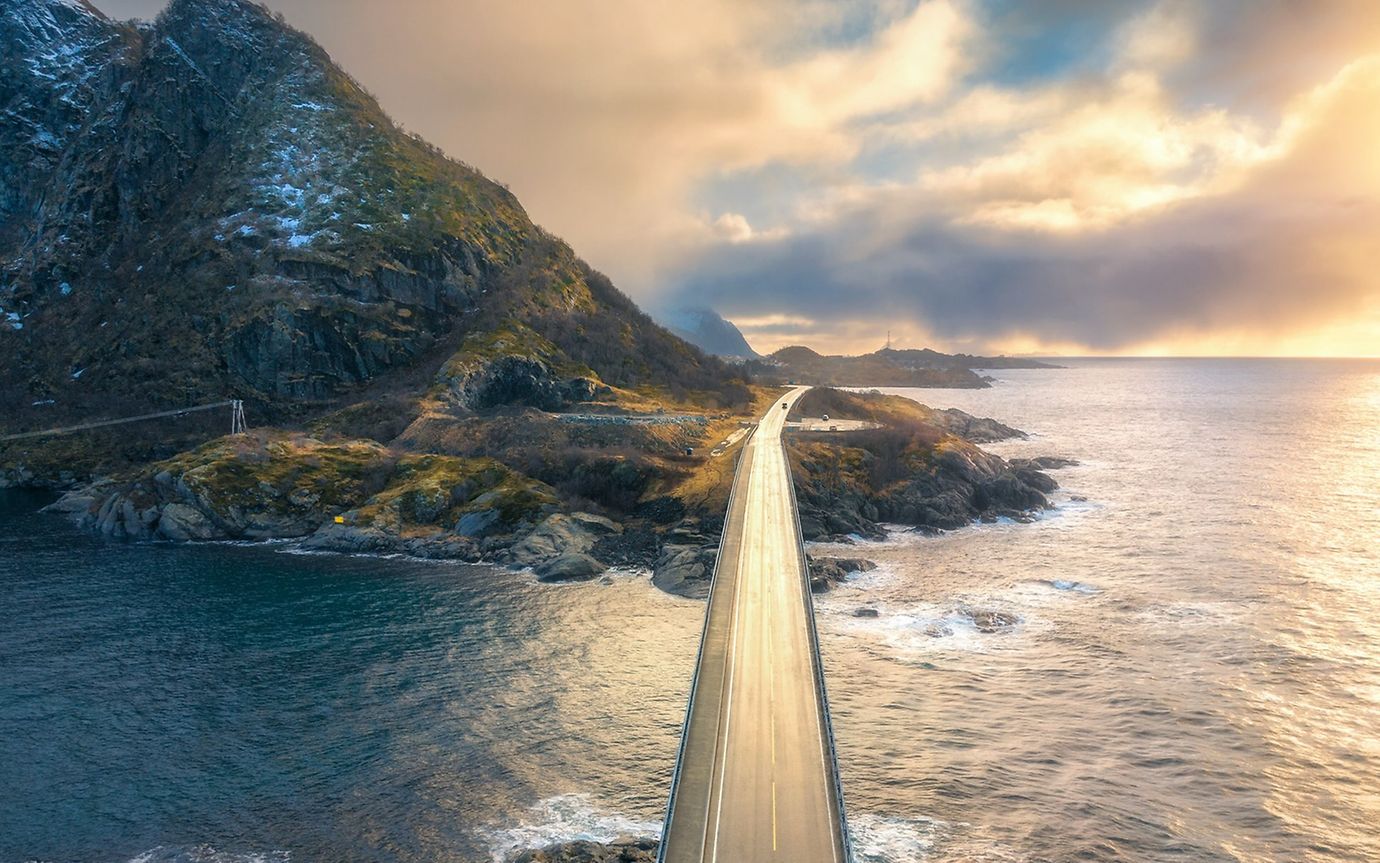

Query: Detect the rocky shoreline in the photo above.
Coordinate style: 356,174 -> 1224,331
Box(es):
511,838 -> 658,863
34,390 -> 1073,598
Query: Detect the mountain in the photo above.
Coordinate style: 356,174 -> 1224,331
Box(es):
657,306 -> 759,359
0,0 -> 742,429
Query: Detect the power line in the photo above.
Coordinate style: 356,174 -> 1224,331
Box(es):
0,400 -> 239,443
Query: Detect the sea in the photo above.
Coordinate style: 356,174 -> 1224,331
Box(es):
2,358 -> 1377,863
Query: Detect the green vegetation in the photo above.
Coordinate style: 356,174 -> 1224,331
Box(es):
154,432 -> 394,518
347,453 -> 556,534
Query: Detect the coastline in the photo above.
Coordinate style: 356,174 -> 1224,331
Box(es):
23,389 -> 1071,601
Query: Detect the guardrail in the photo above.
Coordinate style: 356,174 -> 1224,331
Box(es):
656,421 -> 759,863
785,409 -> 855,863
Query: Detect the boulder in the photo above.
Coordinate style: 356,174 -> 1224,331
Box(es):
535,553 -> 607,582
454,508 -> 502,538
806,556 -> 878,592
508,512 -> 603,565
853,607 -> 880,618
1012,467 -> 1058,494
157,503 -> 224,541
567,512 -> 622,535
302,522 -> 398,554
652,543 -> 717,599
964,606 -> 1020,633
43,489 -> 103,516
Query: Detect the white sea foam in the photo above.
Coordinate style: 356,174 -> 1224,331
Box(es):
824,559 -> 903,592
271,544 -> 491,568
479,793 -> 660,863
602,565 -> 653,580
828,599 -> 1033,654
1047,578 -> 1100,594
847,811 -> 1026,862
124,847 -> 289,863
848,812 -> 945,861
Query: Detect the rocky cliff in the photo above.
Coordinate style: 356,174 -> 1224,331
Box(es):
0,0 -> 741,434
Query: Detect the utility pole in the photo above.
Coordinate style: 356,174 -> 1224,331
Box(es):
230,400 -> 247,435
886,330 -> 891,350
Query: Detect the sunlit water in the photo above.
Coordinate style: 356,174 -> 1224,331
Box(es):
3,359 -> 1378,862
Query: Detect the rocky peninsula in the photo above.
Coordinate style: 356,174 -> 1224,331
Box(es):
39,387 -> 1066,599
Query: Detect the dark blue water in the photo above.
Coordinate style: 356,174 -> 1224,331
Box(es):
3,359 -> 1379,862
0,494 -> 696,862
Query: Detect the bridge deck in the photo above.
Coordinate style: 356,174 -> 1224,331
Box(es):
660,386 -> 847,863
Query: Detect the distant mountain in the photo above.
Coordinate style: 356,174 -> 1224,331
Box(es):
751,345 -> 1059,388
751,346 -> 989,388
0,0 -> 742,426
657,306 -> 759,360
876,347 -> 1062,371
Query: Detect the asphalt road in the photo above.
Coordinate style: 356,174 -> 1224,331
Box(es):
660,386 -> 848,863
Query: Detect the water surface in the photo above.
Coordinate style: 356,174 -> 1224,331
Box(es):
3,358 -> 1377,862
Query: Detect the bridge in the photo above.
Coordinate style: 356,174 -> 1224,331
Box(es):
659,386 -> 850,863
0,399 -> 247,443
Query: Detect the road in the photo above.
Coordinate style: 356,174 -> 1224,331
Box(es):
660,386 -> 848,863
785,417 -> 881,433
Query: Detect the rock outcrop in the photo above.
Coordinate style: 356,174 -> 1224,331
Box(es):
512,838 -> 658,863
535,553 -> 607,582
651,542 -> 718,598
1009,456 -> 1080,470
806,556 -> 878,592
45,432 -> 563,554
788,389 -> 1063,539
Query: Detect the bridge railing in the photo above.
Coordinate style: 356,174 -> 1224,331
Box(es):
784,428 -> 855,863
656,421 -> 759,863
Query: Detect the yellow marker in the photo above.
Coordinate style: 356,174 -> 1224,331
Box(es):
772,780 -> 778,851
334,515 -> 345,524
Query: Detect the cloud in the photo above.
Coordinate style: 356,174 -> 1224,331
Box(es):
96,0 -> 975,292
92,0 -> 1380,354
676,55 -> 1380,354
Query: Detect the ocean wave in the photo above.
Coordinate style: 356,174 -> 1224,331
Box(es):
826,599 -> 1034,654
808,525 -> 936,554
1132,600 -> 1249,628
122,847 -> 289,863
272,545 -> 491,568
821,560 -> 903,592
478,793 -> 661,863
1009,577 -> 1101,598
848,812 -> 1025,862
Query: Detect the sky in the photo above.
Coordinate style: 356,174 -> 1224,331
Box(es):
97,0 -> 1380,357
